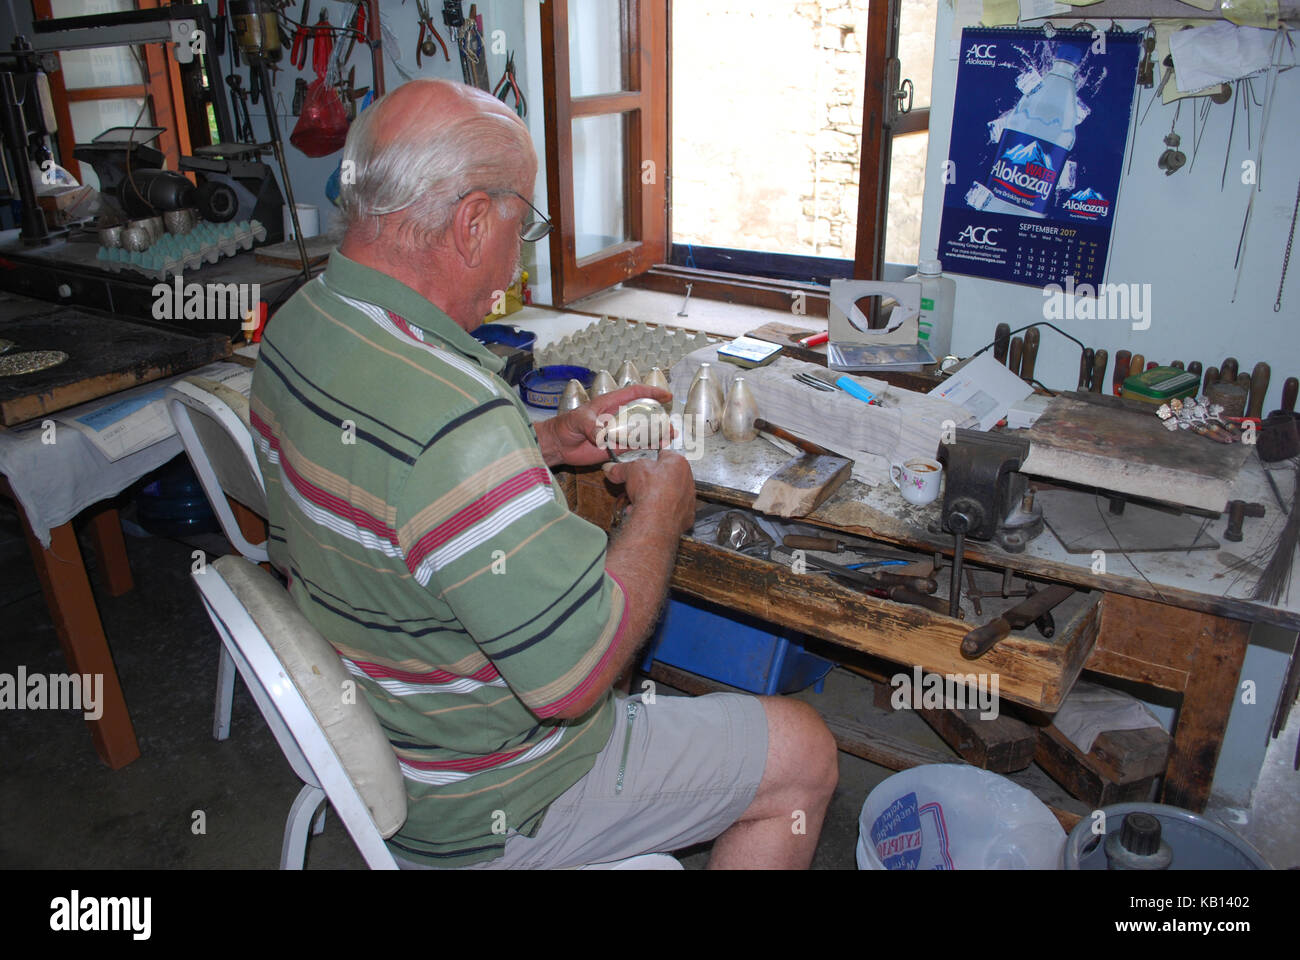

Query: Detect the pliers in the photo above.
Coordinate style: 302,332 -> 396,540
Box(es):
416,0 -> 450,65
493,51 -> 525,117
290,0 -> 311,70
312,11 -> 334,78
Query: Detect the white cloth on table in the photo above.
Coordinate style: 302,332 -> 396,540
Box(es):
0,362 -> 248,548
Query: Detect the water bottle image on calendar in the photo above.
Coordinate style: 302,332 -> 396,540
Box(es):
973,45 -> 1082,218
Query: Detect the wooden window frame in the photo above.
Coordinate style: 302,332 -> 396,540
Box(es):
33,0 -> 191,184
541,0 -> 931,312
540,0 -> 669,307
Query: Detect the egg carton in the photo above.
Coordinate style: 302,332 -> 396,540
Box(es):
95,219 -> 267,282
533,317 -> 719,379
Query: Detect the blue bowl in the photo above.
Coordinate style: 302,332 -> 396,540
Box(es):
520,365 -> 595,409
473,323 -> 537,351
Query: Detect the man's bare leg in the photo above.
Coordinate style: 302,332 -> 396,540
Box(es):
707,697 -> 838,869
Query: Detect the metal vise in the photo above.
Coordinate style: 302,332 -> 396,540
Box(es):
937,430 -> 1043,553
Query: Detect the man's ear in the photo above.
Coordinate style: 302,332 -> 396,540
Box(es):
450,191 -> 492,268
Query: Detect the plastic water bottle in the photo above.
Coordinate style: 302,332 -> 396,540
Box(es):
906,259 -> 956,360
976,47 -> 1082,219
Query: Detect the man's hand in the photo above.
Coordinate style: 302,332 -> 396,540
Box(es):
602,449 -> 696,536
535,383 -> 674,468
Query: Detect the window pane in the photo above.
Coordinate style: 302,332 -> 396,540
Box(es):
50,0 -> 140,90
68,98 -> 151,190
671,1 -> 866,260
572,113 -> 628,260
569,0 -> 627,97
898,0 -> 935,112
885,131 -> 928,267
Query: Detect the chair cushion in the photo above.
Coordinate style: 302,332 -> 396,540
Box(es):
212,555 -> 407,837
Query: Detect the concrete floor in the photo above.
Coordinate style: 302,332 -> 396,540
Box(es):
2,496 -> 1297,870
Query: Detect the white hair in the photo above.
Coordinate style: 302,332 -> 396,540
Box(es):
337,79 -> 534,251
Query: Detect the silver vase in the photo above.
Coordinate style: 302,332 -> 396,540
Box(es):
722,377 -> 759,442
684,379 -> 721,438
590,369 -> 617,398
559,379 -> 590,412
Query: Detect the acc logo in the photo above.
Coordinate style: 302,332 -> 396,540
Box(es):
968,43 -> 997,60
957,225 -> 1000,245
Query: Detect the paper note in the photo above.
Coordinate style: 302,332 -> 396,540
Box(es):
1018,0 -> 1069,20
928,350 -> 1034,431
982,0 -> 1020,26
1169,21 -> 1279,92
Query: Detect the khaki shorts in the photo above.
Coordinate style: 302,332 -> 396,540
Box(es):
397,692 -> 768,870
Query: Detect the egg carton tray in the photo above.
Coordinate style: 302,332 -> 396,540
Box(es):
533,317 -> 722,379
95,220 -> 268,282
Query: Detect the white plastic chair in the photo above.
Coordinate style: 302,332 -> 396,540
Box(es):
192,555 -> 407,869
166,376 -> 268,741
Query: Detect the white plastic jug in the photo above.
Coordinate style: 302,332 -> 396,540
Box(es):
857,764 -> 1065,870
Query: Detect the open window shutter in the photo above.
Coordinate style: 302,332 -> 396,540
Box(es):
540,0 -> 668,306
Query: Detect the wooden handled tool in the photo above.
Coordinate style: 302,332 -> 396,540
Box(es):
1091,350 -> 1108,394
1236,373 -> 1252,402
993,323 -> 1011,366
1282,377 -> 1299,413
1170,360 -> 1185,370
1220,357 -> 1239,383
1078,348 -> 1094,390
1188,361 -> 1203,395
752,420 -> 851,519
1128,354 -> 1144,384
1020,328 -> 1040,384
1248,362 -> 1272,419
1008,337 -> 1024,378
960,584 -> 1075,660
1204,366 -> 1220,391
1112,350 -> 1132,395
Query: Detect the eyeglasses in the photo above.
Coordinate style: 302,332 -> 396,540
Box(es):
460,188 -> 553,243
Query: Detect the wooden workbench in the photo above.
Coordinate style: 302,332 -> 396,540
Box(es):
564,430 -> 1296,812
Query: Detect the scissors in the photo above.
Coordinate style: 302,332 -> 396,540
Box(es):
416,0 -> 450,66
493,50 -> 526,117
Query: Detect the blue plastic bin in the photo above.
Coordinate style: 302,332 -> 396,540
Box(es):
641,596 -> 833,695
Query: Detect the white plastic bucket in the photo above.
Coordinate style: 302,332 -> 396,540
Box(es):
857,764 -> 1066,870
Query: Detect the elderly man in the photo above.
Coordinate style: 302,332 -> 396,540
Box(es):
250,78 -> 836,869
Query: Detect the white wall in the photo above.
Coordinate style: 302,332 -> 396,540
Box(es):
922,5 -> 1300,412
923,3 -> 1298,807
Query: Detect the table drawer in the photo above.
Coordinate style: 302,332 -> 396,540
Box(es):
669,536 -> 1098,712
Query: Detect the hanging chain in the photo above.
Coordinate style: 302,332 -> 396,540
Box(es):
1277,175 -> 1300,312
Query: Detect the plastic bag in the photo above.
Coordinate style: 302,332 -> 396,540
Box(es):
290,78 -> 348,158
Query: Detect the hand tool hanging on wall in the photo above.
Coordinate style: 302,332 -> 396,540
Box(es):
290,0 -> 311,70
443,1 -> 489,90
493,50 -> 526,117
1092,350 -> 1108,394
416,0 -> 450,65
342,0 -> 367,68
1008,336 -> 1023,379
312,11 -> 334,77
227,74 -> 254,141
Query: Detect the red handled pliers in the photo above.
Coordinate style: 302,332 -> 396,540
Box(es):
416,0 -> 449,66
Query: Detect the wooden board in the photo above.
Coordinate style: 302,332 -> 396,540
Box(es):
1035,722 -> 1171,808
1038,488 -> 1220,553
0,307 -> 231,427
917,706 -> 1038,773
253,235 -> 336,269
1023,392 -> 1252,512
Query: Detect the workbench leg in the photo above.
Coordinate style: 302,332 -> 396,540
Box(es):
18,513 -> 141,770
87,507 -> 133,597
1161,616 -> 1250,812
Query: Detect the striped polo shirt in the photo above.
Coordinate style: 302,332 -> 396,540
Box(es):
250,252 -> 624,867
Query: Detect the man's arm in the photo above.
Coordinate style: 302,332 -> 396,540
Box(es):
546,451 -> 696,720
